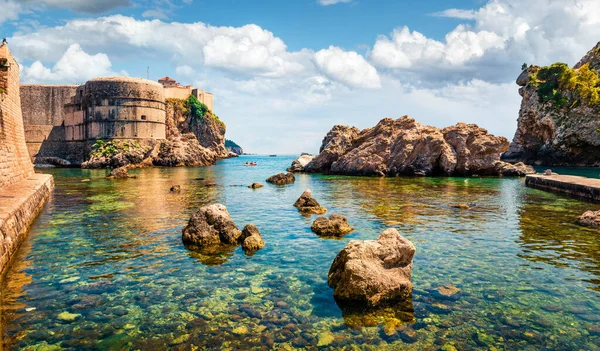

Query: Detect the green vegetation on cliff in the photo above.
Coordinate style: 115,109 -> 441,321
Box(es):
166,95 -> 224,127
530,62 -> 600,107
91,140 -> 142,158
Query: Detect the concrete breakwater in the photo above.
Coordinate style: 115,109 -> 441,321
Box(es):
525,174 -> 600,202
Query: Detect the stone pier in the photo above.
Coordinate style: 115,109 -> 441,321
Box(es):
0,42 -> 54,275
525,174 -> 600,202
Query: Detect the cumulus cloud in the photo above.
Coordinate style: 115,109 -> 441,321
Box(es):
318,0 -> 351,5
314,46 -> 381,89
372,0 -> 600,84
21,44 -> 115,83
0,1 -> 23,23
142,10 -> 169,20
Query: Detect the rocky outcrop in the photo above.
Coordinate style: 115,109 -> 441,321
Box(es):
287,154 -> 315,172
266,173 -> 295,185
304,116 -> 534,177
182,204 -> 242,247
293,189 -> 327,215
240,224 -> 265,253
305,126 -> 360,172
152,134 -> 217,167
182,204 -> 264,256
83,135 -> 218,169
311,215 -> 353,237
107,166 -> 133,179
503,42 -> 600,166
577,210 -> 600,228
328,228 -> 415,307
225,139 -> 244,155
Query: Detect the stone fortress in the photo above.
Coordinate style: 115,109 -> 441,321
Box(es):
21,75 -> 214,165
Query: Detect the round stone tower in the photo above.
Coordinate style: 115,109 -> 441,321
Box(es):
78,76 -> 166,140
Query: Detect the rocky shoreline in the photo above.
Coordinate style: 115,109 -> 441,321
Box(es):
290,116 -> 534,177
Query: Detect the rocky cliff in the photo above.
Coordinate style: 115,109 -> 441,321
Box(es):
302,116 -> 534,177
225,139 -> 244,155
502,42 -> 600,166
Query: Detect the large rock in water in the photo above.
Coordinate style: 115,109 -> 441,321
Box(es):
266,172 -> 295,185
328,229 -> 415,307
294,189 -> 327,215
304,116 -> 533,176
311,215 -> 353,237
182,204 -> 242,247
240,224 -> 265,253
577,210 -> 600,228
502,41 -> 600,166
287,154 -> 315,172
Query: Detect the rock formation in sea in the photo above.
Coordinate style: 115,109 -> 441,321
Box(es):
300,116 -> 534,177
577,210 -> 600,228
182,204 -> 264,257
266,173 -> 296,185
328,228 -> 415,307
225,139 -> 244,155
502,42 -> 600,166
288,154 -> 315,172
293,189 -> 327,215
311,215 -> 353,237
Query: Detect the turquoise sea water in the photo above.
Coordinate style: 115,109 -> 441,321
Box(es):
1,155 -> 600,350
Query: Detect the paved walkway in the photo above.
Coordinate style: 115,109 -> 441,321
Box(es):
0,173 -> 54,275
526,173 -> 600,201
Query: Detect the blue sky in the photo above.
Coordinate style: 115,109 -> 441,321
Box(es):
1,0 -> 599,153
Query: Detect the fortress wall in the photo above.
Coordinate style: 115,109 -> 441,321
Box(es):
0,43 -> 54,275
165,86 -> 193,100
20,85 -> 79,126
0,43 -> 34,188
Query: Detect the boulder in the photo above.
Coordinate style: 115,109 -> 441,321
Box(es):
306,116 -> 534,177
293,189 -> 327,215
287,154 -> 315,172
577,210 -> 600,228
492,161 -> 536,176
107,166 -> 131,179
328,228 -> 415,307
311,215 -> 354,237
182,204 -> 242,247
266,172 -> 295,185
248,183 -> 264,189
240,224 -> 265,254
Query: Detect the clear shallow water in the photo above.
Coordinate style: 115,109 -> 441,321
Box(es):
1,156 -> 600,350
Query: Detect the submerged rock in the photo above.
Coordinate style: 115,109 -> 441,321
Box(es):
266,172 -> 295,185
450,204 -> 471,210
248,182 -> 264,189
311,215 -> 353,237
240,224 -> 265,254
577,210 -> 600,228
107,166 -> 132,179
170,185 -> 181,192
303,116 -> 533,177
328,228 -> 415,307
182,204 -> 242,247
288,154 -> 315,172
293,189 -> 327,215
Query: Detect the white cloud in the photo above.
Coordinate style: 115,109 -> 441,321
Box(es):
175,65 -> 196,78
314,46 -> 381,89
0,1 -> 23,24
372,0 -> 600,84
21,44 -> 115,83
318,0 -> 351,5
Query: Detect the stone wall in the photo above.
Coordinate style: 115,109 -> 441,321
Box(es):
0,43 -> 34,188
20,85 -> 82,163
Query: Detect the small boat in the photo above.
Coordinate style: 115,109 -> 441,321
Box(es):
269,155 -> 277,157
